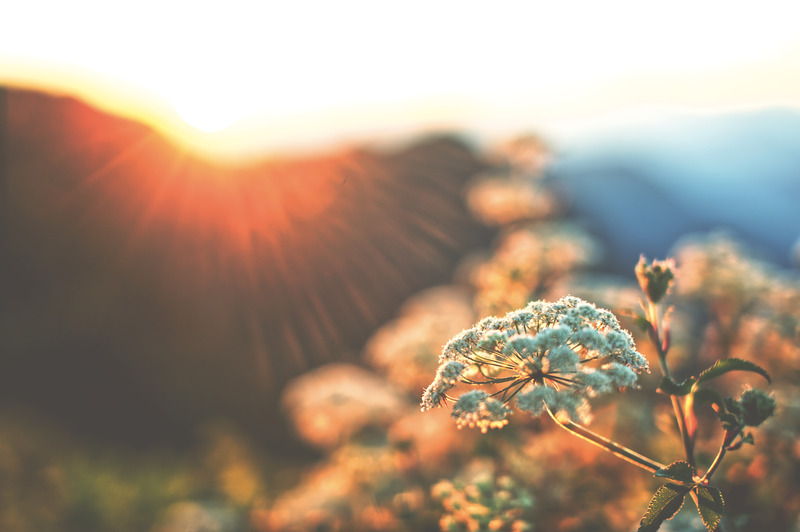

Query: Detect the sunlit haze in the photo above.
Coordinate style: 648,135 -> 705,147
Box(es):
4,4 -> 800,528
3,0 -> 800,159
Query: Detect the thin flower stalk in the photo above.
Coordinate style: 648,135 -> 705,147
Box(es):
649,299 -> 696,466
544,404 -> 666,473
638,256 -> 696,467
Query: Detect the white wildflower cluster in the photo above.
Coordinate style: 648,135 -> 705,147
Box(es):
422,296 -> 649,428
451,391 -> 512,433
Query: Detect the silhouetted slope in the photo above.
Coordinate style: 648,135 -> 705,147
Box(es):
1,88 -> 490,447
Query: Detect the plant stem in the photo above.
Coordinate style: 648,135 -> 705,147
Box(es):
648,301 -> 696,466
670,395 -> 695,466
701,429 -> 739,484
545,405 -> 666,473
647,301 -> 725,531
701,445 -> 727,484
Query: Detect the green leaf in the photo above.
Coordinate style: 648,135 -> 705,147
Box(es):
638,483 -> 689,532
694,485 -> 725,531
634,314 -> 652,332
692,387 -> 726,412
695,358 -> 771,388
658,376 -> 696,396
655,460 -> 697,485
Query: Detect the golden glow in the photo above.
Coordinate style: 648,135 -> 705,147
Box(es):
171,92 -> 242,133
3,1 -> 800,160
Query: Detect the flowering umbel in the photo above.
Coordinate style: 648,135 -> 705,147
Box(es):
422,296 -> 649,430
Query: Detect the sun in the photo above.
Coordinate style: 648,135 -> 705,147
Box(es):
170,90 -> 243,133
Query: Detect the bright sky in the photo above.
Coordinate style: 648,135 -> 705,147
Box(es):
3,0 -> 800,159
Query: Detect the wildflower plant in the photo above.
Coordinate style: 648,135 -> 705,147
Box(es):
422,296 -> 648,429
431,470 -> 534,532
423,257 -> 777,532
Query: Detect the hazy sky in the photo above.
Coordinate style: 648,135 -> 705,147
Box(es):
3,0 -> 800,158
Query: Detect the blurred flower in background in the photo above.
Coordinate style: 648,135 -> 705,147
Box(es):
281,364 -> 405,451
465,223 -> 603,315
431,460 -> 535,532
365,286 -> 476,395
466,136 -> 558,228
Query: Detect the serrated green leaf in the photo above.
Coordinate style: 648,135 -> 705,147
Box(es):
655,460 -> 697,484
694,485 -> 725,531
638,483 -> 689,532
658,376 -> 696,396
695,358 -> 771,387
692,387 -> 726,412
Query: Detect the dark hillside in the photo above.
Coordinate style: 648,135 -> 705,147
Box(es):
0,88 -> 491,447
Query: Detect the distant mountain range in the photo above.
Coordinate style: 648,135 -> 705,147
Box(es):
547,107 -> 800,273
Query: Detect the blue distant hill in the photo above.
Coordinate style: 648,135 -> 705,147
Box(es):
546,108 -> 800,273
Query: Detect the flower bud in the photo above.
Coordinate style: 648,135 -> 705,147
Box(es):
738,388 -> 777,427
635,255 -> 676,304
